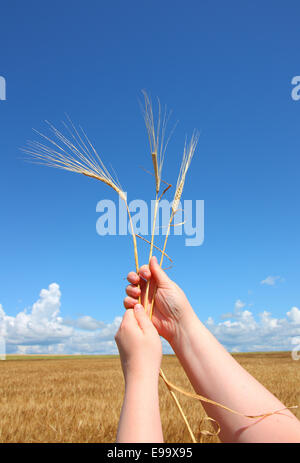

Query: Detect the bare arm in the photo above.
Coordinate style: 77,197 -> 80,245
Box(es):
125,256 -> 300,443
115,304 -> 163,443
117,375 -> 162,443
171,309 -> 300,443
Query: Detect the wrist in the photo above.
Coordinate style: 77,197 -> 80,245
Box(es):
125,370 -> 160,390
125,375 -> 158,400
171,309 -> 204,354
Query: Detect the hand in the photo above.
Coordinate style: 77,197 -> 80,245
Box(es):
123,256 -> 196,344
115,304 -> 162,382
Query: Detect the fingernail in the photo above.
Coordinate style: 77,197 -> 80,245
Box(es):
141,270 -> 150,278
153,256 -> 158,263
134,304 -> 143,312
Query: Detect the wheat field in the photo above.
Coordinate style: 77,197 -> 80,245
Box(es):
0,353 -> 299,443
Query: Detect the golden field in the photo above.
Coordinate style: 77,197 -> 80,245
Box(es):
0,352 -> 299,443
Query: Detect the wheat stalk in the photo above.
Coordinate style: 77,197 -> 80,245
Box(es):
140,93 -> 198,442
22,117 -> 139,274
135,234 -> 173,263
159,368 -> 197,443
23,109 -> 298,444
172,131 -> 199,214
23,115 -> 200,442
149,131 -> 199,320
141,90 -> 174,193
140,91 -> 175,313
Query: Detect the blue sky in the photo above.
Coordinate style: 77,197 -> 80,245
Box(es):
0,0 -> 300,354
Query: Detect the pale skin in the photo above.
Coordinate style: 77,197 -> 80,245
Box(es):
115,304 -> 163,443
117,256 -> 300,443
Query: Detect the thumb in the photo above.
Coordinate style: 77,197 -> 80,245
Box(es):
134,304 -> 153,331
149,256 -> 171,288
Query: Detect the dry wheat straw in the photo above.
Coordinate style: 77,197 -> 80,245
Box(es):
23,109 -> 298,444
22,118 -> 139,274
152,132 -> 199,440
159,368 -> 197,443
172,131 -> 199,214
141,93 -> 197,443
160,372 -> 298,420
149,131 -> 199,320
152,128 -> 298,438
141,92 -> 174,314
141,90 -> 174,193
135,235 -> 173,263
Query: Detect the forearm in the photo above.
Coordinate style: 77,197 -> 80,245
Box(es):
116,376 -> 164,443
172,310 -> 300,443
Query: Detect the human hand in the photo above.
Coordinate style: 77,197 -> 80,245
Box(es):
123,256 -> 196,345
115,304 -> 162,382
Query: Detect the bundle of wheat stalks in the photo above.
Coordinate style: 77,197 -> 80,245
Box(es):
23,92 -> 296,443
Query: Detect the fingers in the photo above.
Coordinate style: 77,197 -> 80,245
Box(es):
133,304 -> 154,332
125,261 -> 169,312
139,265 -> 151,280
115,308 -> 136,342
126,284 -> 141,299
127,271 -> 139,285
122,308 -> 135,324
123,296 -> 138,309
127,266 -> 151,285
127,258 -> 170,288
126,267 -> 150,293
126,267 -> 151,308
149,256 -> 171,287
124,281 -> 141,309
119,304 -> 153,333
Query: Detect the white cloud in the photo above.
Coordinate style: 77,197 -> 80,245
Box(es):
235,299 -> 246,310
259,311 -> 279,329
64,315 -> 106,331
1,284 -> 300,355
220,299 -> 247,319
0,283 -> 122,355
287,306 -> 300,324
260,276 -> 281,286
205,305 -> 300,352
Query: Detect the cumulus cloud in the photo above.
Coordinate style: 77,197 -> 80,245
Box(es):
64,316 -> 106,331
260,276 -> 281,286
1,284 -> 300,355
287,307 -> 300,324
220,299 -> 246,320
0,283 -> 122,355
235,299 -> 246,310
206,305 -> 300,352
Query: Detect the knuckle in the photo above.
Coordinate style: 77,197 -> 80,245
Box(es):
127,272 -> 138,283
139,265 -> 148,272
124,296 -> 132,307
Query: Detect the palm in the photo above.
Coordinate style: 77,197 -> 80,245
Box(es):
124,259 -> 191,343
140,278 -> 185,343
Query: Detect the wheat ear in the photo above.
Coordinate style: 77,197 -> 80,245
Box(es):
22,118 -> 139,275
148,132 -> 199,443
140,93 -> 196,442
141,91 -> 174,313
149,131 -> 199,320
